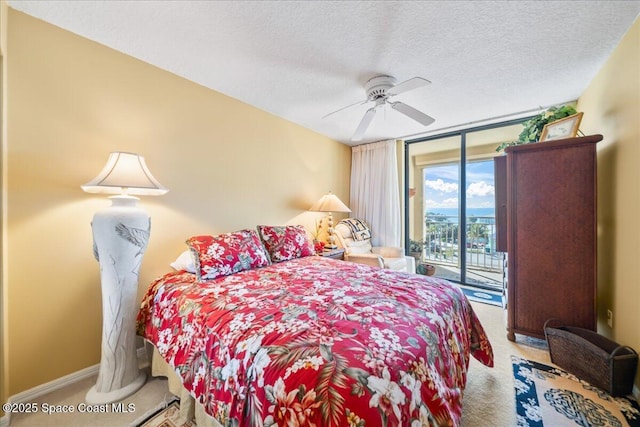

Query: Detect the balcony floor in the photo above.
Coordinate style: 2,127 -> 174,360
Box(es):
420,258 -> 504,292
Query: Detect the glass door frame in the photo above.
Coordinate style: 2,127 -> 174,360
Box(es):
403,117 -> 533,287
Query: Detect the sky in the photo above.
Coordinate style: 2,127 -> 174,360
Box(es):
423,160 -> 495,211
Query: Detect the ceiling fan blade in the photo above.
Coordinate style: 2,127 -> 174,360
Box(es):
390,101 -> 435,127
351,108 -> 377,141
386,77 -> 431,96
322,98 -> 370,119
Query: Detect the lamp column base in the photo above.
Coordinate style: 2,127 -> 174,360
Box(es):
85,195 -> 149,404
85,371 -> 146,404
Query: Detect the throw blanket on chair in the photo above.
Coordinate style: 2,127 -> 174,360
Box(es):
339,218 -> 372,241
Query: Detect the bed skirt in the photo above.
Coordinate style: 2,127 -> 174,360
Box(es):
146,341 -> 220,427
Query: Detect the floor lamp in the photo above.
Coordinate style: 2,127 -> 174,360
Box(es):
81,152 -> 168,404
309,191 -> 351,249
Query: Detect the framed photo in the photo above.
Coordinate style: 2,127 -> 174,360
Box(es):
540,112 -> 583,141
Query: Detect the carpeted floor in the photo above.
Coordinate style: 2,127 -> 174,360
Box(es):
460,301 -> 551,426
7,371 -> 172,427
512,356 -> 640,426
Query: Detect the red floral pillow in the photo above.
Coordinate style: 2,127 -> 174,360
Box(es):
257,225 -> 315,263
186,230 -> 271,281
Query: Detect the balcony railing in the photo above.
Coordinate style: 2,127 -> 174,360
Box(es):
414,215 -> 504,288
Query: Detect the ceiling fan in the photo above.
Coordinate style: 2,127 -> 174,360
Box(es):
324,75 -> 436,142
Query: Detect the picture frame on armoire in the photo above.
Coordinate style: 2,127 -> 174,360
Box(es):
540,112 -> 583,141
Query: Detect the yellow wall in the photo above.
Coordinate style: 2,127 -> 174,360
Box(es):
577,18 -> 640,389
4,9 -> 350,396
1,0 -> 8,417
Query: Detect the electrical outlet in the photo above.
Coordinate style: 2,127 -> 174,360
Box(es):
607,309 -> 613,328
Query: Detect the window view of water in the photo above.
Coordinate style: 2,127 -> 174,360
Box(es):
406,121 -> 523,292
427,208 -> 495,221
418,160 -> 503,290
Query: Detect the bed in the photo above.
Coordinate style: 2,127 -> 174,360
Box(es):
136,226 -> 494,427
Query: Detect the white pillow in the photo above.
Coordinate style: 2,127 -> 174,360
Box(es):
170,250 -> 196,273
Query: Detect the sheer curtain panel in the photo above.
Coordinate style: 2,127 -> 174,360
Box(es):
350,140 -> 401,247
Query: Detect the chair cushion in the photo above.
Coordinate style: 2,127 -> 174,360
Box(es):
346,239 -> 373,254
383,256 -> 408,271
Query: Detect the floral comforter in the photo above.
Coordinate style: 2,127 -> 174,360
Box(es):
137,256 -> 493,427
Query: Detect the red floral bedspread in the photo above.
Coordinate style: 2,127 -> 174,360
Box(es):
137,256 -> 493,427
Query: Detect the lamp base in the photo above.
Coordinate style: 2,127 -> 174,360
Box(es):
86,195 -> 150,404
85,371 -> 146,404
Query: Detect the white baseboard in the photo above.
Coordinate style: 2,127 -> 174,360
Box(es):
1,347 -> 148,427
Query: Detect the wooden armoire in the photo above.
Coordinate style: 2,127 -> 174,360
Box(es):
494,134 -> 602,341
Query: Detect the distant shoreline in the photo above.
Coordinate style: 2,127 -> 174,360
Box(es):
427,207 -> 495,218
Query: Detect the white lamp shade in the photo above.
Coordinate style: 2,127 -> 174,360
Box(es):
309,192 -> 351,213
81,152 -> 168,196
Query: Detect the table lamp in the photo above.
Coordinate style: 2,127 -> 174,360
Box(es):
81,152 -> 168,404
309,191 -> 351,249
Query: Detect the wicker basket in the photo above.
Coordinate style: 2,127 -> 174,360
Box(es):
544,320 -> 638,397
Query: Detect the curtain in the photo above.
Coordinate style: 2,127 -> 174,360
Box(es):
350,140 -> 401,247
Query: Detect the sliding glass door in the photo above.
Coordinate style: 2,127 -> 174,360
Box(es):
408,135 -> 462,282
404,120 -> 526,290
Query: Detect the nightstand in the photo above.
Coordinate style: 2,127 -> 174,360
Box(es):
320,248 -> 345,260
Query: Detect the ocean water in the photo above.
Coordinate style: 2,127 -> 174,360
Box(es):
427,207 -> 495,219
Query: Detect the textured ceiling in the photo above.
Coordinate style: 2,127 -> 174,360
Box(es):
9,1 -> 640,145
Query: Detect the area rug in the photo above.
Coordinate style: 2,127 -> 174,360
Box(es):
512,355 -> 640,426
131,396 -> 194,427
459,285 -> 502,306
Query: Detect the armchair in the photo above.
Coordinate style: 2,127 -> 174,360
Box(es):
334,218 -> 415,274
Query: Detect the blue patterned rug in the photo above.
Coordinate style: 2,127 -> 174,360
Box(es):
459,285 -> 502,306
512,356 -> 640,426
